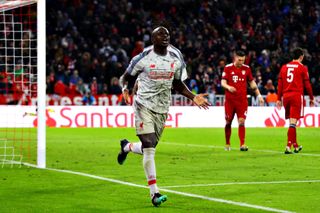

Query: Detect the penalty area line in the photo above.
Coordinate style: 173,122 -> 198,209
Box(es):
161,142 -> 320,157
18,161 -> 293,213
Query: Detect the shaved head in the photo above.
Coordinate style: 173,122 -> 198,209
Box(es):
152,26 -> 169,36
151,26 -> 170,52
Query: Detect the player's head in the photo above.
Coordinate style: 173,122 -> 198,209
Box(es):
234,50 -> 246,67
292,48 -> 304,61
151,26 -> 170,48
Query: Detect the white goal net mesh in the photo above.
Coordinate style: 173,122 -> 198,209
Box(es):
0,0 -> 37,167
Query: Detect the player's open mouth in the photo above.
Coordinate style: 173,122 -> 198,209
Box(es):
162,40 -> 169,45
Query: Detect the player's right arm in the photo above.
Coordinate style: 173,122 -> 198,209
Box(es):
276,66 -> 284,110
120,53 -> 145,105
119,71 -> 131,105
221,68 -> 236,93
221,79 -> 236,93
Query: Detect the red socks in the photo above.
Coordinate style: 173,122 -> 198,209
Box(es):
225,124 -> 231,145
238,124 -> 245,146
288,124 -> 297,148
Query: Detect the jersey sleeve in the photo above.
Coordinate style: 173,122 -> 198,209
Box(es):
126,53 -> 145,76
302,66 -> 314,100
174,54 -> 188,81
247,67 -> 254,82
222,67 -> 228,80
277,66 -> 284,100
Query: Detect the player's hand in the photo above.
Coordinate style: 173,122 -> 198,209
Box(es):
228,86 -> 236,93
122,89 -> 131,105
276,100 -> 282,110
193,93 -> 211,110
310,99 -> 315,107
258,95 -> 264,106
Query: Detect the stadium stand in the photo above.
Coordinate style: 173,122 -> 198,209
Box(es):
5,0 -> 320,104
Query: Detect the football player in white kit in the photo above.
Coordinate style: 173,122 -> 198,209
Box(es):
118,26 -> 210,206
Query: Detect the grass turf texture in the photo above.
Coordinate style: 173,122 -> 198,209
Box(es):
1,128 -> 319,212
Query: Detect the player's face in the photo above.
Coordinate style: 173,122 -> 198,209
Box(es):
234,55 -> 245,67
152,27 -> 170,47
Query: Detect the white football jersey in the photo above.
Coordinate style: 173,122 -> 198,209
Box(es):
127,45 -> 187,113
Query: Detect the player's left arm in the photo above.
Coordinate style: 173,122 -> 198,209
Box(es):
303,67 -> 314,106
173,79 -> 210,109
249,80 -> 264,106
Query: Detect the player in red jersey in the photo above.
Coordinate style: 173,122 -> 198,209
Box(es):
221,50 -> 264,151
276,48 -> 314,154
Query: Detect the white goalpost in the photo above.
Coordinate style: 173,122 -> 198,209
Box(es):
0,0 -> 46,168
37,0 -> 46,168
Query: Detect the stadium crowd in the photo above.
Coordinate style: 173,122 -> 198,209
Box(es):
45,0 -> 320,105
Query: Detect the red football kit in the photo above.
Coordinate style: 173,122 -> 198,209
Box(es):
222,63 -> 254,121
277,61 -> 313,119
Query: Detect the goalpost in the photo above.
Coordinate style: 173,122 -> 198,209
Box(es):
0,0 -> 46,168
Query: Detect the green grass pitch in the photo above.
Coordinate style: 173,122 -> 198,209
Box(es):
1,128 -> 320,212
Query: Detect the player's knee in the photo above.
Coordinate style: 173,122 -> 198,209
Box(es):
139,133 -> 157,148
225,123 -> 231,128
238,118 -> 245,126
225,119 -> 232,125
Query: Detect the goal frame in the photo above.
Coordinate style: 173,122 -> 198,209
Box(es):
37,0 -> 46,168
1,0 -> 46,168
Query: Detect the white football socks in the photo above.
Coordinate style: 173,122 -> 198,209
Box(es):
123,142 -> 143,154
143,147 -> 158,197
131,142 -> 143,154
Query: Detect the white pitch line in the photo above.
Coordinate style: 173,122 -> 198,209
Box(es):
14,161 -> 293,213
161,180 -> 320,189
161,142 -> 320,157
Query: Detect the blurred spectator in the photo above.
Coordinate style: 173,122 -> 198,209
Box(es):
207,83 -> 216,106
109,77 -> 122,95
265,89 -> 278,106
82,91 -> 95,105
46,76 -> 54,94
90,77 -> 98,95
189,79 -> 199,94
69,70 -> 82,85
76,78 -> 87,95
42,0 -> 320,99
131,41 -> 144,57
54,80 -> 68,96
264,79 -> 276,92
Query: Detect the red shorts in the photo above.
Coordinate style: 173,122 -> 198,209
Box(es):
224,98 -> 248,122
283,93 -> 304,119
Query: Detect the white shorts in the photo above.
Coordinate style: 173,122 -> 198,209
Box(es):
133,101 -> 167,142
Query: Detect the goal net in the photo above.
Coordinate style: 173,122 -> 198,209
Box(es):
0,0 -> 39,167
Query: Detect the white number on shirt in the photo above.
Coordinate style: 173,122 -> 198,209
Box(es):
287,68 -> 294,82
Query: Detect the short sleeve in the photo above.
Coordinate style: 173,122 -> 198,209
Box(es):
222,67 -> 228,80
174,63 -> 188,81
247,67 -> 254,81
126,53 -> 146,76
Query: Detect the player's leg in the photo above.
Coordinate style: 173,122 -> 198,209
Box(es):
290,95 -> 303,153
117,101 -> 146,164
287,118 -> 299,153
224,100 -> 235,150
136,104 -> 167,206
138,133 -> 160,200
283,97 -> 293,154
238,117 -> 248,151
138,133 -> 167,206
147,112 -> 168,206
283,95 -> 303,154
236,101 -> 248,151
118,140 -> 143,165
122,140 -> 143,154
